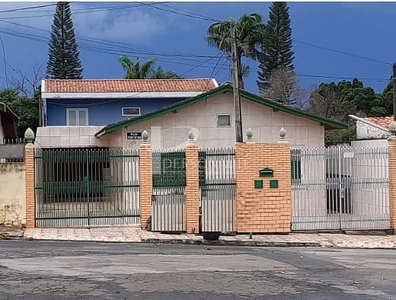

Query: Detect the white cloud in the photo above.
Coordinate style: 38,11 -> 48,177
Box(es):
72,3 -> 170,43
0,2 -> 172,44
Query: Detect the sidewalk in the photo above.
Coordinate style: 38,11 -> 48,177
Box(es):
7,226 -> 393,249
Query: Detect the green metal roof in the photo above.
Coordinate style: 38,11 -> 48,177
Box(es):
95,83 -> 348,138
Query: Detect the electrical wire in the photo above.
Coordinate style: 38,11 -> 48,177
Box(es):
135,1 -> 220,22
0,4 -> 56,14
0,3 -> 392,84
0,2 -> 170,20
0,35 -> 8,87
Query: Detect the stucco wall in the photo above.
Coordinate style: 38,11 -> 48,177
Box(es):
0,163 -> 26,226
107,93 -> 325,150
356,120 -> 390,140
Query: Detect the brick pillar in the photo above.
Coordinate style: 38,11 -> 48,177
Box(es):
25,128 -> 36,228
139,138 -> 153,230
388,136 -> 396,232
235,131 -> 291,233
185,143 -> 200,234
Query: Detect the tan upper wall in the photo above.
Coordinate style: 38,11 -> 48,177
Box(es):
107,93 -> 325,150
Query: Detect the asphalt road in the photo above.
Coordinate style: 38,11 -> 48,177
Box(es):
0,240 -> 395,299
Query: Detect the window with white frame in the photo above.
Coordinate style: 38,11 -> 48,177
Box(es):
66,108 -> 88,126
122,107 -> 141,117
217,114 -> 231,127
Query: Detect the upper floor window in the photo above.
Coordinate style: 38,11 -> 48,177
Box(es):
122,107 -> 141,117
66,108 -> 88,126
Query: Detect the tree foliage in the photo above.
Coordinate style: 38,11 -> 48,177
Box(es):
260,66 -> 300,105
308,78 -> 393,144
308,78 -> 390,124
205,13 -> 265,89
119,56 -> 181,79
0,89 -> 39,137
46,2 -> 83,79
257,2 -> 294,90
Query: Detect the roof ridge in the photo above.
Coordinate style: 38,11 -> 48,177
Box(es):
43,78 -> 215,81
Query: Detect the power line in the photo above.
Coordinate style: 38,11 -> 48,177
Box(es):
0,5 -> 392,85
135,1 -> 220,22
0,3 -> 391,69
293,39 -> 392,66
156,2 -> 221,22
0,2 -> 170,20
0,25 -> 390,83
0,4 -> 56,14
0,36 -> 8,87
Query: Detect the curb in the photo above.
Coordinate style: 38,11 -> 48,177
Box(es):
141,238 -> 322,248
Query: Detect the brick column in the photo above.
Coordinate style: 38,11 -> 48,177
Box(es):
185,141 -> 200,234
139,132 -> 153,230
235,128 -> 291,233
25,128 -> 35,228
388,134 -> 396,232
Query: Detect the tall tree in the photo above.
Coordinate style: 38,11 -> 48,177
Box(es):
119,56 -> 181,79
205,13 -> 265,89
46,2 -> 83,79
257,2 -> 294,92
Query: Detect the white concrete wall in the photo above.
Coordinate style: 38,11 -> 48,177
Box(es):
0,163 -> 26,226
106,93 -> 325,150
351,139 -> 388,148
35,126 -> 110,148
356,120 -> 390,140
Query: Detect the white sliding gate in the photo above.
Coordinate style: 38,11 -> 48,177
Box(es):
291,145 -> 390,231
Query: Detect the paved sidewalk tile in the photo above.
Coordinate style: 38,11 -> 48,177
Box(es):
5,225 -> 396,249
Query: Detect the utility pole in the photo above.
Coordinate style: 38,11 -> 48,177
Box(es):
231,24 -> 243,142
393,63 -> 396,121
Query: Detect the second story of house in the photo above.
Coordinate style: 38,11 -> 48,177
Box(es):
40,78 -> 218,127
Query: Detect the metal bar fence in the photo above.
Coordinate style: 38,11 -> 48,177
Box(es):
151,149 -> 186,232
35,147 -> 140,228
200,147 -> 236,233
291,145 -> 389,231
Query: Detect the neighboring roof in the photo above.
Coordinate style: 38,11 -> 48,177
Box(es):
42,78 -> 218,93
0,102 -> 19,120
349,115 -> 393,133
363,116 -> 394,129
96,84 -> 348,138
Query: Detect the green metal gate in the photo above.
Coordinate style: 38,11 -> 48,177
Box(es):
35,148 -> 140,227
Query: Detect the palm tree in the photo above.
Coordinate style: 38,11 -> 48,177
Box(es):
119,56 -> 181,79
205,13 -> 265,89
151,67 -> 181,79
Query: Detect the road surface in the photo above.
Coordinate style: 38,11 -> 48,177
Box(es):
0,240 -> 395,299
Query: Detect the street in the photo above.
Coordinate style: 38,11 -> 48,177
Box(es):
0,241 -> 395,299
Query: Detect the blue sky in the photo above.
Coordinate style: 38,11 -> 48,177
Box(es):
0,1 -> 394,95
